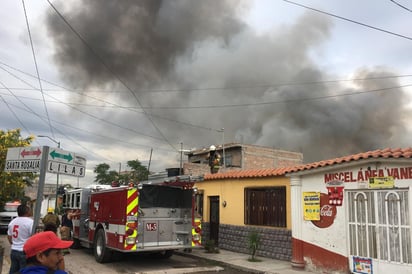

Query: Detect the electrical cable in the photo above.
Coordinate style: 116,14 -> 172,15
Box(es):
21,0 -> 55,138
389,0 -> 412,13
0,64 -> 165,141
46,0 -> 177,151
132,83 -> 412,109
2,59 -> 412,94
0,83 -> 31,134
282,0 -> 412,41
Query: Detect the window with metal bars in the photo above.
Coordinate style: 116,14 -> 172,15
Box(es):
244,187 -> 286,227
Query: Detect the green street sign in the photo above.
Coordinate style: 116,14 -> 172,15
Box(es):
49,150 -> 73,162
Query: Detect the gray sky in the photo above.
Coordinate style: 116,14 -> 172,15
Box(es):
1,0 -> 412,186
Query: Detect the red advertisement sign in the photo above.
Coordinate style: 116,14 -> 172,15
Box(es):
312,193 -> 337,228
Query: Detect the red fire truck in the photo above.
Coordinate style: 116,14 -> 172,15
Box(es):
63,175 -> 203,263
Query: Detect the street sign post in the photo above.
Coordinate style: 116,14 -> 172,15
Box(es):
5,146 -> 87,233
46,148 -> 86,177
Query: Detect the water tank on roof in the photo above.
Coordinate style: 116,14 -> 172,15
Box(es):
166,168 -> 182,177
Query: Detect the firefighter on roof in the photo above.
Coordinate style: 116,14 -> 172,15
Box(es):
207,145 -> 221,174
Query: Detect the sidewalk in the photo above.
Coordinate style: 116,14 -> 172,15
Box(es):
176,248 -> 314,274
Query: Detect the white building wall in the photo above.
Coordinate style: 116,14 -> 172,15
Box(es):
294,161 -> 412,273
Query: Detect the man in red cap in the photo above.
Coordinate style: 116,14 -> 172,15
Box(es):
18,231 -> 73,274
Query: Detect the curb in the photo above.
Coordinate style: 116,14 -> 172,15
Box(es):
175,250 -> 264,274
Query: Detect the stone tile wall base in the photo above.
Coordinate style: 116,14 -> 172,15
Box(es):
201,223 -> 292,261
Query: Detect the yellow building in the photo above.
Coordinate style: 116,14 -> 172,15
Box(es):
194,168 -> 293,261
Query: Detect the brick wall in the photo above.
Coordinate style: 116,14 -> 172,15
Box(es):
243,146 -> 303,170
202,222 -> 292,261
186,144 -> 303,176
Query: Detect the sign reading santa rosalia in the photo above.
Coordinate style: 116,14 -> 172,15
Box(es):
311,193 -> 337,228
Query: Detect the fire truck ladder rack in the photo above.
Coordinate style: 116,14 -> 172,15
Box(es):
140,174 -> 204,187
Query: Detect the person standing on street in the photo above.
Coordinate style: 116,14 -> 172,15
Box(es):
7,204 -> 33,274
19,231 -> 73,274
60,209 -> 73,241
42,208 -> 60,228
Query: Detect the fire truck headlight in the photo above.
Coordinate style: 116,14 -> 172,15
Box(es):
126,237 -> 136,245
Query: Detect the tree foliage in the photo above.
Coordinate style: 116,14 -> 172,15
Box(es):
0,129 -> 36,210
93,159 -> 149,185
93,163 -> 115,184
126,159 -> 149,182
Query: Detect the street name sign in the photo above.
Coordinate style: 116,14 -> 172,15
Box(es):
46,148 -> 86,177
5,147 -> 43,172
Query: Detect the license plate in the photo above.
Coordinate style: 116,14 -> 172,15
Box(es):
146,223 -> 157,231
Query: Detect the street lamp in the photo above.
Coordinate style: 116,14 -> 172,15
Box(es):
38,135 -> 61,213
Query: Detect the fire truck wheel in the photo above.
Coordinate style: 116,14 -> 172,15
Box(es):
94,229 -> 112,263
156,250 -> 174,259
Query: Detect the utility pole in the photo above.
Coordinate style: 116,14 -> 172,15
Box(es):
218,128 -> 225,167
180,142 -> 183,175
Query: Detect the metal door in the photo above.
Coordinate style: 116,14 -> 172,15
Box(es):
347,189 -> 412,273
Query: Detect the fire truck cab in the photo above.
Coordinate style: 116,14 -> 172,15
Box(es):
64,175 -> 203,263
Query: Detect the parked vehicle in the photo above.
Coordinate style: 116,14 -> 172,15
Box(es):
0,201 -> 21,232
63,175 -> 203,263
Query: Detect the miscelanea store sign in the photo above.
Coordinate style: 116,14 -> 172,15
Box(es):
324,166 -> 412,183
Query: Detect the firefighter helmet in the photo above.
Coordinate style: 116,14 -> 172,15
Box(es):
47,207 -> 54,213
210,145 -> 216,151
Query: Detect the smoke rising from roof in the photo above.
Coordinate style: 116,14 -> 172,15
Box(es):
44,0 -> 411,164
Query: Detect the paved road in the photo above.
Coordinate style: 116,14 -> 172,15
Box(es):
1,234 -> 248,274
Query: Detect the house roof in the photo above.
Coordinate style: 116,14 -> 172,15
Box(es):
204,147 -> 412,180
204,168 -> 292,180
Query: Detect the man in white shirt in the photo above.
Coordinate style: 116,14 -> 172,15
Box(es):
7,204 -> 33,274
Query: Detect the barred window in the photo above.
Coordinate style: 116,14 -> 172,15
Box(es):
245,187 -> 286,227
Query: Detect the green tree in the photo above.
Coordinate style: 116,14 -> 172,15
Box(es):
93,163 -> 118,184
0,129 -> 36,210
127,159 -> 149,182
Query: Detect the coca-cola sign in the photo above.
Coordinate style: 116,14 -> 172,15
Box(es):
320,205 -> 334,217
312,193 -> 337,228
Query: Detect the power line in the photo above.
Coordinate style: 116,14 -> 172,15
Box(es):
21,0 -> 55,138
282,0 -> 412,41
46,0 -> 177,151
0,61 -> 218,133
0,82 -> 31,134
2,59 -> 412,93
1,70 -> 411,111
2,60 -> 412,132
0,64 -> 165,141
134,83 -> 412,109
390,0 -> 412,13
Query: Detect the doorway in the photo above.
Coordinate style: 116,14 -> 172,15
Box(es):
209,196 -> 220,245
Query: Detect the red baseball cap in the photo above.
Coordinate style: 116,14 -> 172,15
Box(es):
24,231 -> 73,258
